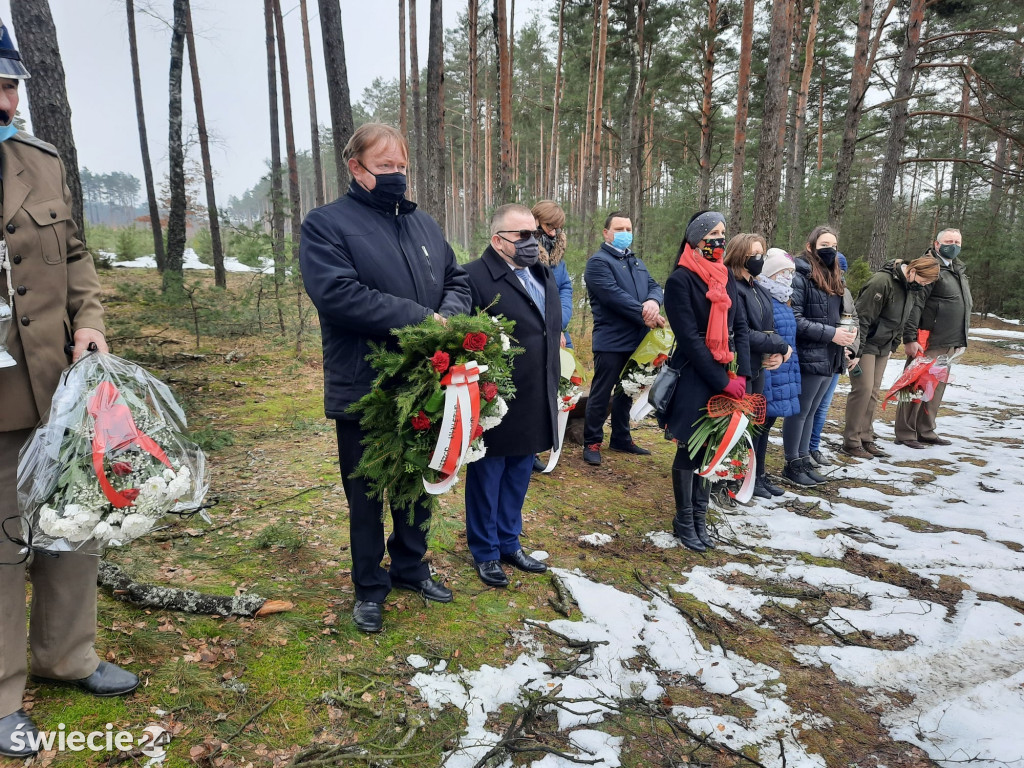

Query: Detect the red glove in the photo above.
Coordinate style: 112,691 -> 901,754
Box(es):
723,375 -> 747,400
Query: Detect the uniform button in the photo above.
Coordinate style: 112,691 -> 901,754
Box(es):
5,224 -> 14,234
12,254 -> 21,264
20,316 -> 29,326
16,285 -> 26,295
50,211 -> 57,219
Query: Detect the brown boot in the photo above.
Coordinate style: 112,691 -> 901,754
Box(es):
841,443 -> 873,459
862,442 -> 889,458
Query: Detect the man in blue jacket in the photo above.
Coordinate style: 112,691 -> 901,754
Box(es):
582,213 -> 665,465
299,123 -> 471,633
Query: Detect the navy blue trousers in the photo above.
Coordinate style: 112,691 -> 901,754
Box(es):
464,454 -> 534,563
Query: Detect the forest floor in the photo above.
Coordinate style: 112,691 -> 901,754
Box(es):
11,268 -> 1024,768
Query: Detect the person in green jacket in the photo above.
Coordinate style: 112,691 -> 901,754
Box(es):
895,230 -> 973,448
842,256 -> 940,458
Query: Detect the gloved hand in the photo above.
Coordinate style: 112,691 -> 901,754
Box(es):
723,375 -> 746,400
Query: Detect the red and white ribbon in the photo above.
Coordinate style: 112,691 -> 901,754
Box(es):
696,411 -> 758,504
423,360 -> 487,495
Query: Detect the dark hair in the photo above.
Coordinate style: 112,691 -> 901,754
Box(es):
604,211 -> 629,230
802,225 -> 844,296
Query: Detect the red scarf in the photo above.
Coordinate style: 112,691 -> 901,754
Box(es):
678,243 -> 734,365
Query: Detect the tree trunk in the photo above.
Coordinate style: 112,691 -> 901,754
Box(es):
827,0 -> 875,230
9,0 -> 85,241
627,0 -> 647,227
300,0 -> 325,208
423,0 -> 446,228
697,0 -> 718,209
546,0 -> 566,199
409,0 -> 424,199
265,0 -> 286,292
493,0 -> 514,201
468,0 -> 479,229
125,0 -> 166,269
587,0 -> 610,215
579,0 -> 600,217
990,132 -> 1008,218
318,0 -> 354,195
785,0 -> 819,242
272,0 -> 303,261
728,0 -> 755,234
163,0 -> 188,293
184,2 -> 226,288
866,0 -> 925,269
750,0 -> 793,244
399,0 -> 408,137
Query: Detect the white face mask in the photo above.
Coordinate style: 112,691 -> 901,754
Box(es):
757,271 -> 794,303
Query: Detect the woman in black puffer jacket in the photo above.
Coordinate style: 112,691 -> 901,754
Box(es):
782,225 -> 858,487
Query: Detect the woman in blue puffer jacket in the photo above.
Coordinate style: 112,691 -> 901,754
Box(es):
758,248 -> 801,497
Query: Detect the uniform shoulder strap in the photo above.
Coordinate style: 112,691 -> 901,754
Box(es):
8,131 -> 60,157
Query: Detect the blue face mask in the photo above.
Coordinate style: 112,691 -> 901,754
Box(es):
612,232 -> 633,251
0,124 -> 17,143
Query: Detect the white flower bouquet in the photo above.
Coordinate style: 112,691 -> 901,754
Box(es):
12,352 -> 210,555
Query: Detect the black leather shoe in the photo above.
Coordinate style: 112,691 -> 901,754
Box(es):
762,477 -> 786,496
474,560 -> 509,588
352,600 -> 383,633
583,444 -> 602,465
609,441 -> 651,456
33,661 -> 139,697
392,576 -> 454,603
895,439 -> 927,449
752,479 -> 773,499
532,455 -> 546,472
810,449 -> 833,467
500,548 -> 547,574
0,710 -> 39,758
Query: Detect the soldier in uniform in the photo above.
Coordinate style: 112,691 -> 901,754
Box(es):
0,23 -> 138,757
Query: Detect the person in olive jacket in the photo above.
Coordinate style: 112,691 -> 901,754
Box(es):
664,211 -> 750,552
782,225 -> 858,487
895,229 -> 972,448
462,204 -> 560,588
842,257 -> 940,458
723,234 -> 791,500
0,33 -> 139,758
582,212 -> 664,466
300,123 -> 472,634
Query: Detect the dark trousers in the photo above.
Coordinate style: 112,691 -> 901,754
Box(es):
335,419 -> 430,603
584,350 -> 633,447
782,373 -> 834,461
754,417 -> 777,479
464,454 -> 533,563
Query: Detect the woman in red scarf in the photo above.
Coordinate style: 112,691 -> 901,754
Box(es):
663,211 -> 751,551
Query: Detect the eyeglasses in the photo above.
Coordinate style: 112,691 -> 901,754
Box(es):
496,230 -> 535,241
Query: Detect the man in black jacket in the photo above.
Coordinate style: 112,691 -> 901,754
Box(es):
299,123 -> 471,633
462,205 -> 560,587
896,229 -> 972,448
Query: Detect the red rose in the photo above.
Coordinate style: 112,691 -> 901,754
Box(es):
122,488 -> 140,503
411,411 -> 431,431
481,381 -> 499,402
463,332 -> 488,352
472,424 -> 484,440
430,350 -> 450,373
569,375 -> 583,386
112,461 -> 133,477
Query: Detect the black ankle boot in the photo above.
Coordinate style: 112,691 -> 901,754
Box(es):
692,477 -> 716,549
671,469 -> 706,553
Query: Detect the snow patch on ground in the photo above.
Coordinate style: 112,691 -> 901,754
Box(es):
577,533 -> 613,547
112,248 -> 276,273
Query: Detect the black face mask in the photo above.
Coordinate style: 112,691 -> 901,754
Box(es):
816,247 -> 837,267
358,161 -> 408,204
506,235 -> 540,268
701,238 -> 726,261
745,255 -> 765,277
907,281 -> 923,292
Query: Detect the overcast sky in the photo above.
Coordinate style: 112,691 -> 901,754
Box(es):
0,0 -> 547,204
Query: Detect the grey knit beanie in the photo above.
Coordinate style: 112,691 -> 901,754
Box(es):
685,211 -> 726,248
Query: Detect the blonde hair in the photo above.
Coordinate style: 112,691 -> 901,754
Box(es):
531,200 -> 566,230
723,233 -> 767,280
342,123 -> 409,167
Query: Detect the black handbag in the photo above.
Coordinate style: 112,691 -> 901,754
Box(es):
648,344 -> 684,427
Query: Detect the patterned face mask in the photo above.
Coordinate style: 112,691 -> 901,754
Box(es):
757,271 -> 794,303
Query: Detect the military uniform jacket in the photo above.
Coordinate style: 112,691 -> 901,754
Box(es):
0,133 -> 105,431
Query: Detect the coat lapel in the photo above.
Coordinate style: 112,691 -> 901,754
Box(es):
484,247 -> 533,306
2,145 -> 30,226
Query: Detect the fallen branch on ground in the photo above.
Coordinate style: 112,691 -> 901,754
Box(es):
97,561 -> 292,618
548,571 -> 576,617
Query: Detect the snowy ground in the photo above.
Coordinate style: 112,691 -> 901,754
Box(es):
412,355 -> 1024,767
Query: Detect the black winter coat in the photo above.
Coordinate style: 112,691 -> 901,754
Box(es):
664,267 -> 751,448
734,278 -> 789,391
791,257 -> 844,377
463,247 -> 561,456
855,260 -> 916,356
904,248 -> 972,349
299,182 -> 472,419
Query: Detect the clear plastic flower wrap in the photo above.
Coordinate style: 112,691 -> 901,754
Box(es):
10,352 -> 210,556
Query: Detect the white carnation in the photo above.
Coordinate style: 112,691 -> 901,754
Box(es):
494,397 -> 509,418
119,513 -> 155,540
500,333 -> 511,352
479,415 -> 503,431
92,521 -> 116,541
464,441 -> 487,463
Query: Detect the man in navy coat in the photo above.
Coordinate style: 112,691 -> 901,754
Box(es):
582,212 -> 665,465
300,123 -> 471,633
462,204 -> 560,587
